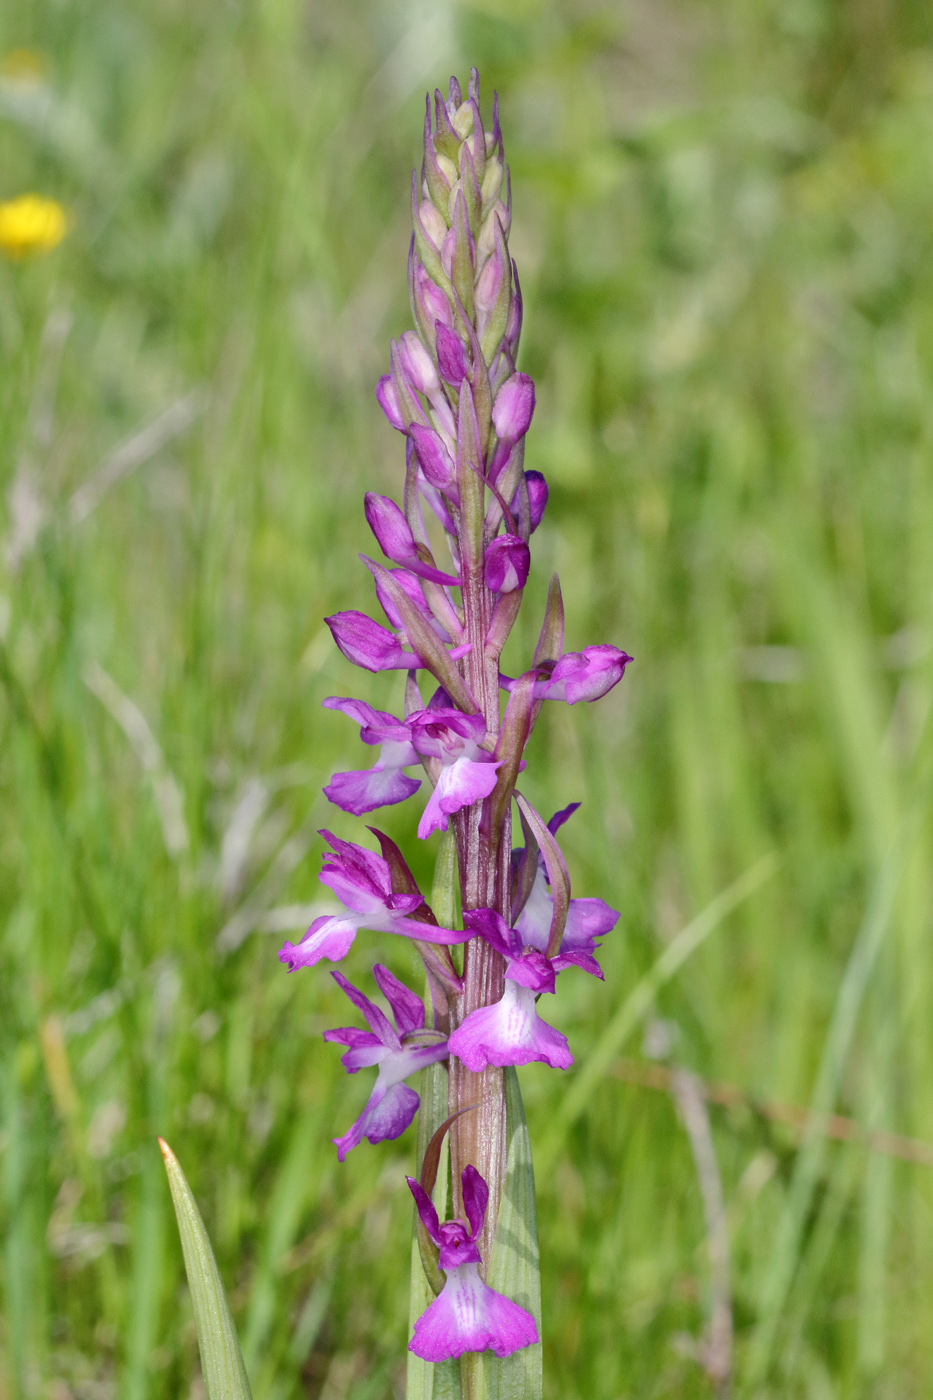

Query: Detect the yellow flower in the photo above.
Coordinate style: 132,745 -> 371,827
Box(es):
0,49 -> 47,84
0,194 -> 68,259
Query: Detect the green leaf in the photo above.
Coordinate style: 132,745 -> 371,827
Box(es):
159,1137 -> 253,1400
482,1068 -> 542,1399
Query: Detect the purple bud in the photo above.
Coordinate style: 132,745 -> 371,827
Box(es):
325,611 -> 415,672
410,424 -> 456,491
364,493 -> 417,563
435,323 -> 470,386
414,257 -> 452,329
418,198 -> 447,252
485,534 -> 530,595
397,330 -> 440,397
510,470 -> 548,533
376,375 -> 404,432
475,242 -> 504,314
492,373 -> 535,444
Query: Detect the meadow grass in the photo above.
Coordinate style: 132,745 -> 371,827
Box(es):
2,1 -> 933,1396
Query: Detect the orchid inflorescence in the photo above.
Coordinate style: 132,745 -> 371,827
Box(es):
279,70 -> 631,1371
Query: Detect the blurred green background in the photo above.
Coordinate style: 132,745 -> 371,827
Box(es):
3,0 -> 933,1395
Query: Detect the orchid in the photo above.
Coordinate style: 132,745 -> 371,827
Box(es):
325,967 -> 449,1161
279,70 -> 632,1384
407,1166 -> 538,1362
277,831 -> 466,971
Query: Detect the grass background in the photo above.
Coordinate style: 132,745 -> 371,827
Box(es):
2,0 -> 933,1395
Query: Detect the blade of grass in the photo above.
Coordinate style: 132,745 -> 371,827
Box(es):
159,1137 -> 252,1400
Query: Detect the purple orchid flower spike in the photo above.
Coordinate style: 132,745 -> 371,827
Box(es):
280,71 -> 635,1384
408,708 -> 503,839
277,831 -> 467,971
325,966 -> 448,1161
407,1166 -> 538,1361
447,909 -> 573,1071
322,696 -> 422,816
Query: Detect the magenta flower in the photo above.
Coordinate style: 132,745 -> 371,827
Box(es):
501,644 -> 633,704
277,831 -> 466,971
514,811 -> 619,980
407,1166 -> 538,1361
325,966 -> 448,1161
408,709 -> 502,839
322,697 -> 421,816
446,909 -> 572,1071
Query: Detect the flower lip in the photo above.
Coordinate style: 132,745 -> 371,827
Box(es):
408,707 -> 487,759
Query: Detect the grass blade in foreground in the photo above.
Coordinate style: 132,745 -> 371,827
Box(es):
482,1067 -> 542,1399
159,1137 -> 253,1400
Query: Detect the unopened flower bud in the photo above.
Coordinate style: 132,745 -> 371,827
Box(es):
410,424 -> 456,491
485,534 -> 530,594
510,471 -> 548,533
376,375 -> 404,431
397,331 -> 440,397
419,199 -> 447,250
492,373 -> 535,444
435,323 -> 470,385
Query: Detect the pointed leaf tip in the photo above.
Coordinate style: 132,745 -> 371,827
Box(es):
160,1137 -> 253,1400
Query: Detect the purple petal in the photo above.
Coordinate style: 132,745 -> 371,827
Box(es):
447,982 -> 572,1071
436,1220 -> 479,1268
513,866 -> 551,951
364,492 -> 418,564
322,1026 -> 379,1050
485,534 -> 530,595
504,949 -> 556,995
410,424 -> 456,491
397,330 -> 440,396
409,1263 -> 538,1362
323,1029 -> 387,1072
414,259 -> 452,330
407,1174 -> 441,1244
475,243 -> 505,322
325,610 -> 418,672
376,375 -> 405,431
461,907 -> 517,960
547,801 -> 580,834
492,373 -> 535,443
331,970 -> 400,1049
563,896 -> 619,945
372,964 -> 425,1036
460,1165 -> 488,1242
334,1081 -> 419,1161
418,783 -> 451,840
435,323 -> 469,385
408,708 -> 486,759
323,766 -> 422,816
278,914 -> 358,972
417,757 -> 502,839
318,834 -> 392,906
514,470 -> 548,532
551,947 -> 604,979
323,695 -> 406,742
